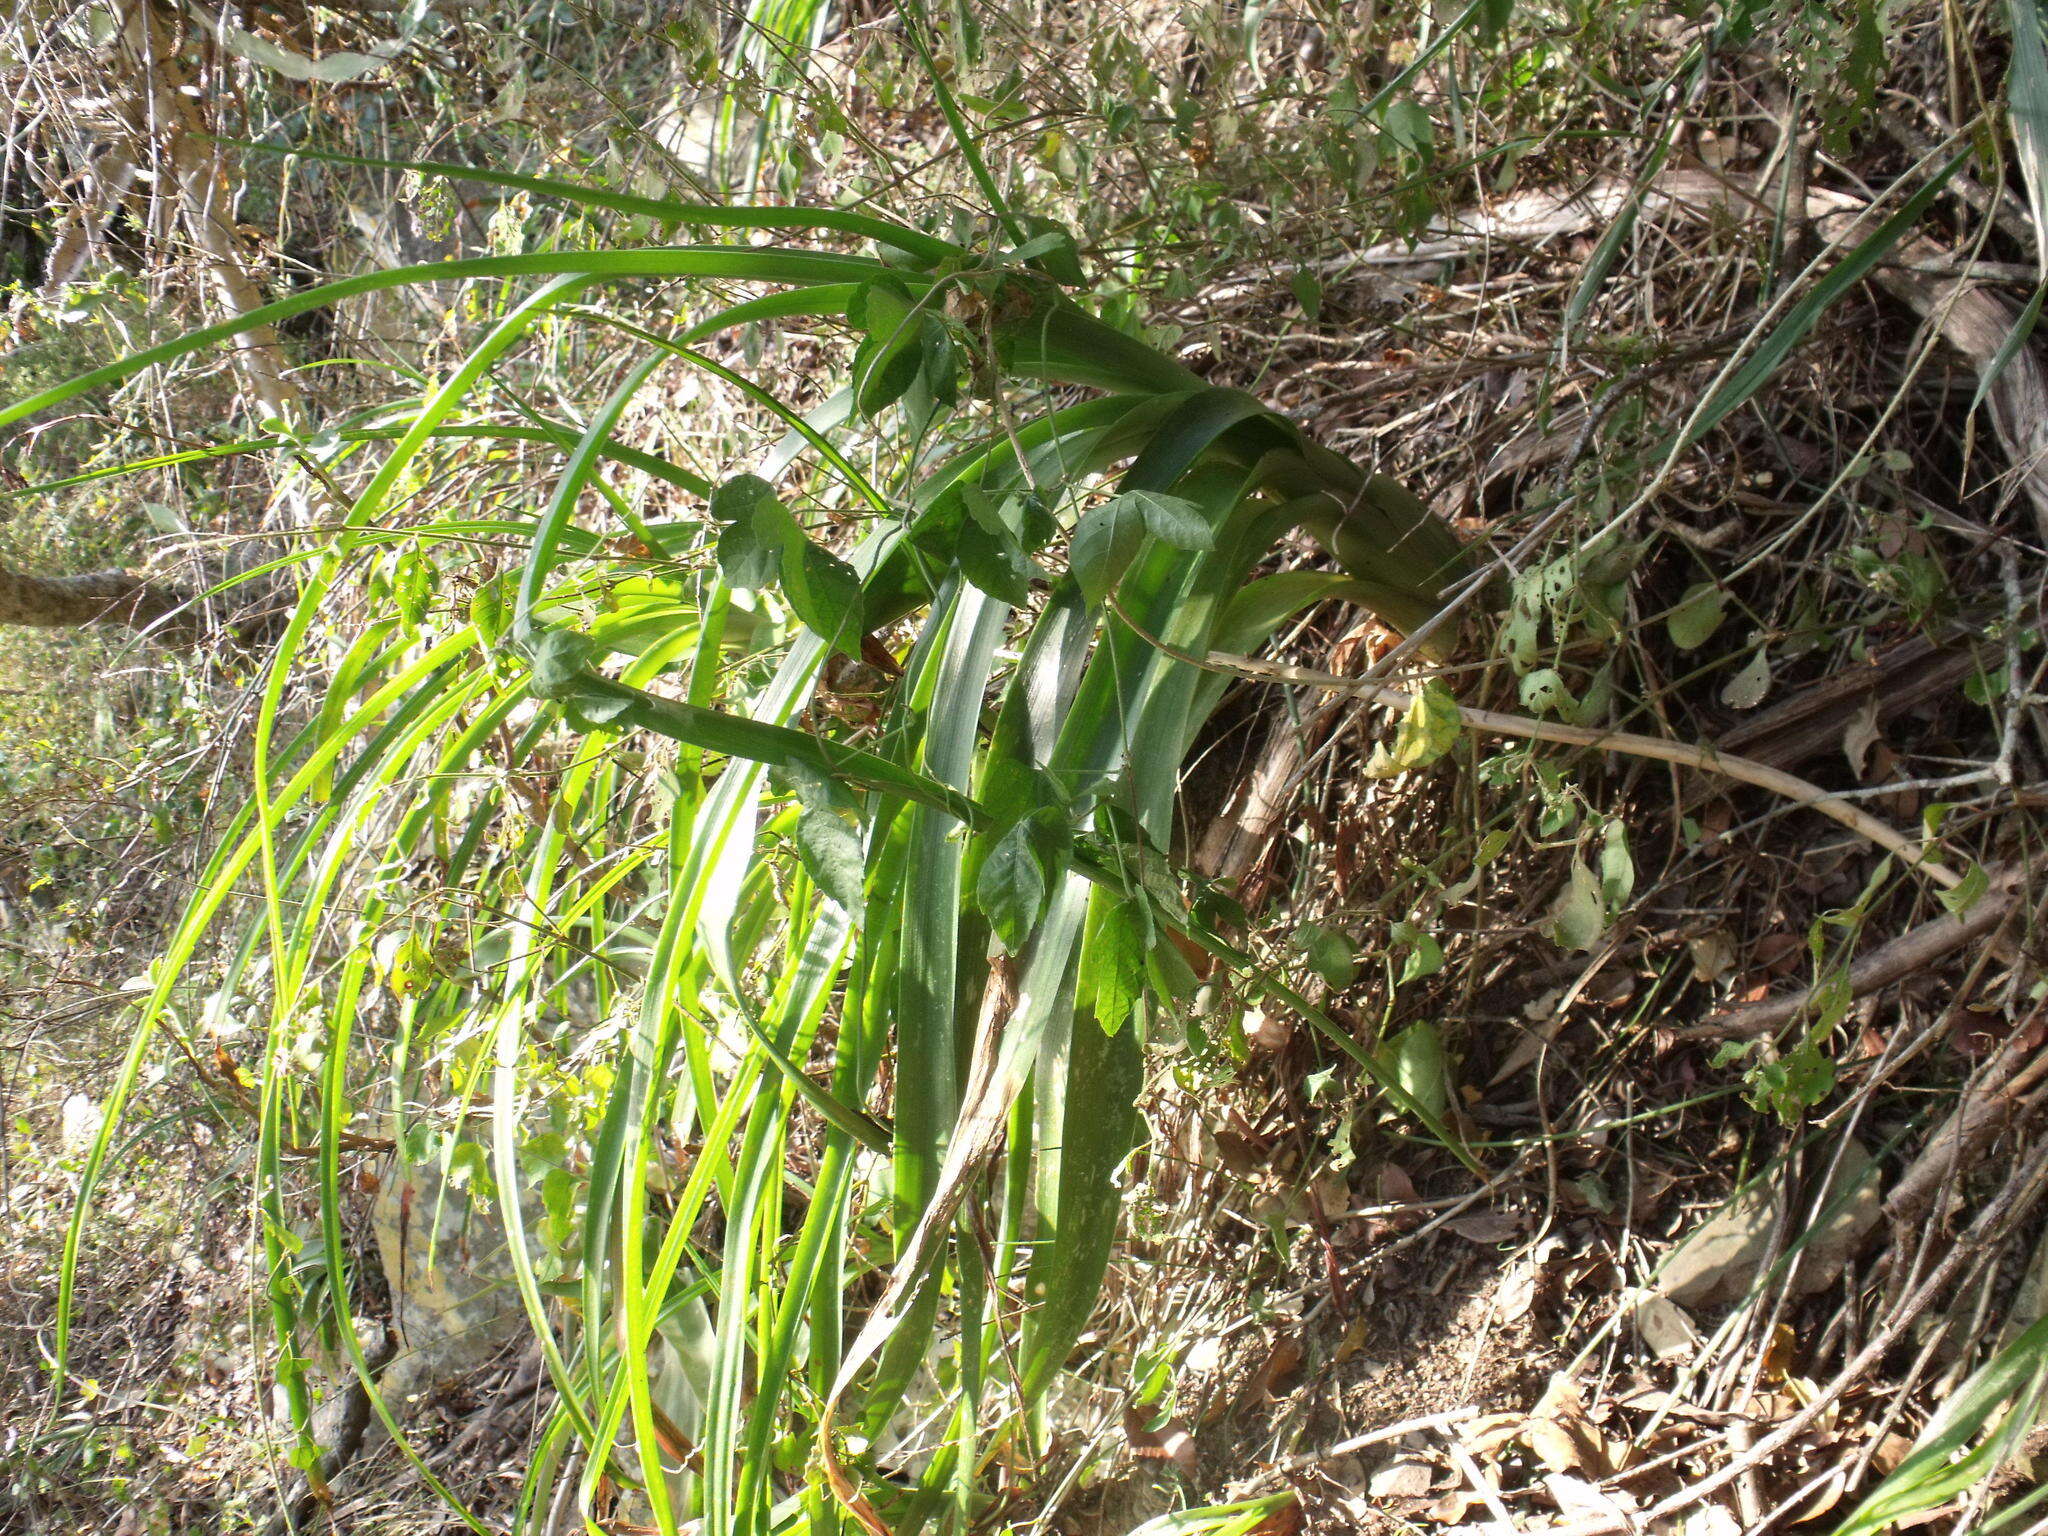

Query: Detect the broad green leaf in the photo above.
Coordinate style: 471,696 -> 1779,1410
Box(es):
953,520 -> 1038,607
851,278 -> 926,417
1121,488 -> 1215,550
1290,269 -> 1323,318
711,473 -> 777,523
785,767 -> 867,917
1938,860 -> 1990,916
779,525 -> 865,655
976,810 -> 1068,952
962,483 -> 1056,551
1068,493 -> 1151,604
1519,667 -> 1573,716
1599,820 -> 1635,908
1295,922 -> 1360,988
469,572 -> 513,647
1079,895 -> 1146,1035
1391,920 -> 1445,985
1012,213 -> 1085,286
714,493 -> 787,591
1383,1022 -> 1449,1122
1550,860 -> 1606,951
1667,582 -> 1727,650
529,627 -> 595,697
392,552 -> 435,626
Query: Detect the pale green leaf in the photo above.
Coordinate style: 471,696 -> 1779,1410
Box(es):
528,626 -> 594,697
1721,647 -> 1772,709
1391,920 -> 1444,985
1383,1022 -> 1449,1122
1666,582 -> 1727,650
1080,896 -> 1147,1035
1550,861 -> 1606,951
1295,922 -> 1360,988
1599,820 -> 1635,908
1937,860 -> 1989,916
1518,667 -> 1573,716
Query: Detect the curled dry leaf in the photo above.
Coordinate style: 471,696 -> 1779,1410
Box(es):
1245,1498 -> 1304,1536
1253,1334 -> 1306,1400
1689,929 -> 1737,983
1247,1008 -> 1292,1052
1658,1504 -> 1743,1536
1375,1162 -> 1420,1204
1656,1143 -> 1878,1309
1460,1412 -> 1530,1459
1333,1313 -> 1372,1364
1311,1168 -> 1354,1223
1494,1263 -> 1540,1323
1123,1404 -> 1197,1473
1842,694 -> 1882,778
1753,930 -> 1804,975
1523,1373 -> 1615,1477
1491,1013 -> 1566,1084
1426,1488 -> 1487,1525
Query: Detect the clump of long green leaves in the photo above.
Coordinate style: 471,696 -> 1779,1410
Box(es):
3,152 -> 1469,1533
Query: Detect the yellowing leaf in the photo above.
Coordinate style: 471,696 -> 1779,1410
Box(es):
1366,679 -> 1462,778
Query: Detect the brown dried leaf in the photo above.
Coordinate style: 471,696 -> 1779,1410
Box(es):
1447,1211 -> 1524,1245
1842,695 -> 1883,779
1425,1490 -> 1486,1525
1247,1009 -> 1292,1052
1333,1313 -> 1371,1364
1689,929 -> 1738,983
1254,1335 -> 1305,1401
1524,1374 -> 1614,1476
1123,1405 -> 1197,1473
1460,1413 -> 1528,1458
1495,1264 -> 1540,1323
1245,1500 -> 1304,1536
1376,1162 -> 1420,1204
1491,1013 -> 1567,1085
1753,930 -> 1804,975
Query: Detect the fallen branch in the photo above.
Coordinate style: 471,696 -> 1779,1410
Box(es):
1193,647 -> 1964,889
1885,1007 -> 2048,1226
0,563 -> 201,643
1674,869 -> 2031,1041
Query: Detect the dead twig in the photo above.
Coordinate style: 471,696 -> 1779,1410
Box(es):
1674,866 -> 2034,1041
1885,1008 -> 2048,1226
1184,645 -> 1965,889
